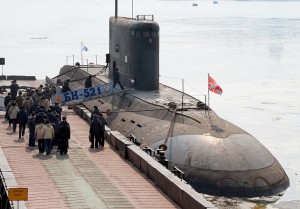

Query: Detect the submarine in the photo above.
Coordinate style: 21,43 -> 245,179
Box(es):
51,5 -> 289,198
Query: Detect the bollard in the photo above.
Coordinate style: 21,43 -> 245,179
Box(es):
155,149 -> 169,168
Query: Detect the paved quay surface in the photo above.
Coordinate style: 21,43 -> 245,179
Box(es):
0,108 -> 180,209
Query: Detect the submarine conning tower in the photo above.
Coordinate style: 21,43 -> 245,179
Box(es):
109,16 -> 160,91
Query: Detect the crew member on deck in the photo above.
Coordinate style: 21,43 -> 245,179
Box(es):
85,75 -> 93,88
62,79 -> 71,93
112,61 -> 124,90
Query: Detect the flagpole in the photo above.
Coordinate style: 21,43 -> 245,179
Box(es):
81,42 -> 83,65
208,73 -> 210,110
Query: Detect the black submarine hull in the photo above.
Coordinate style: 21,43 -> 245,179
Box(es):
55,65 -> 289,198
53,15 -> 289,197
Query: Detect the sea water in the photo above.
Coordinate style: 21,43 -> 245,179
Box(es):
0,0 -> 299,208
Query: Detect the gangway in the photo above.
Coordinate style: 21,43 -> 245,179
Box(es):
51,86 -> 135,106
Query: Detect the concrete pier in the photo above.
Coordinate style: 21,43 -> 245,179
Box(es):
0,73 -> 216,209
0,109 -> 181,209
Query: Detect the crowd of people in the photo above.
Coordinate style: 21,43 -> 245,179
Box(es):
4,80 -> 71,155
3,79 -> 108,155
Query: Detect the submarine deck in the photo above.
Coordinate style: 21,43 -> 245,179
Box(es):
0,107 -> 180,208
69,65 -> 247,139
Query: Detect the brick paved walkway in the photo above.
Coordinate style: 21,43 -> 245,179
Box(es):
0,109 -> 180,209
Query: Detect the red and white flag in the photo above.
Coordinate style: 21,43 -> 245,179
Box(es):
208,75 -> 223,95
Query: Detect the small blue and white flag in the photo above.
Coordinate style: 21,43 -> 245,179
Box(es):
81,42 -> 88,51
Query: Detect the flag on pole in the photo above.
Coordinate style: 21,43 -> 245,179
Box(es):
81,42 -> 88,51
208,75 -> 223,95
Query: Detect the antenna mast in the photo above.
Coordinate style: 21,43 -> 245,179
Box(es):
115,0 -> 118,19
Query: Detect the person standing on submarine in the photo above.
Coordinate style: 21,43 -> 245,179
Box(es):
112,61 -> 124,90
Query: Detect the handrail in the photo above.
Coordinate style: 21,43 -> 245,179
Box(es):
0,168 -> 13,209
171,166 -> 185,180
136,15 -> 154,21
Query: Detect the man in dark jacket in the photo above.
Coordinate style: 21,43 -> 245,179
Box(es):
4,92 -> 11,108
43,87 -> 53,100
29,100 -> 39,115
50,117 -> 60,150
89,115 -> 100,148
53,102 -> 62,121
16,91 -> 24,107
36,108 -> 47,124
112,61 -> 124,90
17,106 -> 28,139
27,113 -> 36,147
58,116 -> 71,155
90,106 -> 100,121
98,113 -> 107,147
46,109 -> 57,123
10,80 -> 19,99
85,75 -> 93,88
62,79 -> 71,93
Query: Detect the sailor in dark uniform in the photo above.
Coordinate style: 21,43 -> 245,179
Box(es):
62,79 -> 71,93
85,75 -> 93,88
10,80 -> 19,99
58,116 -> 71,155
112,61 -> 124,90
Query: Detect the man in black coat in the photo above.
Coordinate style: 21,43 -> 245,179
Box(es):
98,113 -> 107,147
27,113 -> 36,147
17,106 -> 28,139
4,92 -> 11,108
35,108 -> 47,124
112,61 -> 124,90
85,75 -> 93,88
10,80 -> 19,99
62,79 -> 71,93
89,115 -> 100,148
58,116 -> 71,155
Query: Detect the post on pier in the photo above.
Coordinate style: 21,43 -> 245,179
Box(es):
8,187 -> 28,209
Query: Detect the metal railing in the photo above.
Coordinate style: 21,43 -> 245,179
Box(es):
0,168 -> 13,209
136,15 -> 154,21
141,147 -> 185,180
